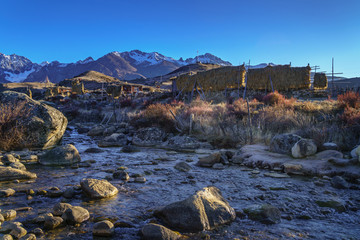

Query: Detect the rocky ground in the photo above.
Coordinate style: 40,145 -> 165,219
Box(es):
1,126 -> 360,239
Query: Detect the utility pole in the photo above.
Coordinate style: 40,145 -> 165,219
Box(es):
243,59 -> 250,99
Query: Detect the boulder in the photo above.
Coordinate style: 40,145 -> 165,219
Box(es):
92,220 -> 115,237
61,206 -> 90,225
141,223 -> 181,240
0,167 -> 37,182
197,153 -> 221,167
155,186 -> 236,232
132,127 -> 167,147
98,133 -> 127,147
39,144 -> 81,166
243,204 -> 281,224
291,139 -> 317,158
269,133 -> 302,154
0,91 -> 67,150
80,178 -> 118,199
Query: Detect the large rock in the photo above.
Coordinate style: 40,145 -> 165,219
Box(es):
141,223 -> 181,240
0,91 -> 67,150
269,133 -> 302,154
61,206 -> 90,225
98,133 -> 127,147
351,145 -> 360,161
39,144 -> 81,166
0,167 -> 37,182
155,186 -> 236,232
132,127 -> 167,146
291,139 -> 317,158
243,204 -> 281,224
80,178 -> 118,199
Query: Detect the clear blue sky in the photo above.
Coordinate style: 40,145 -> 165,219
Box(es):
1,0 -> 359,77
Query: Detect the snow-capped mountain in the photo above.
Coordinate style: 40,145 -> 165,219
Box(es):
0,50 -> 232,83
182,53 -> 232,66
0,53 -> 41,83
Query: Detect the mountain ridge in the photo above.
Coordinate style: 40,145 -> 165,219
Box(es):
0,50 -> 232,83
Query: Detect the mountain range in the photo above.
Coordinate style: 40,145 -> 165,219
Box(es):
0,50 -> 232,84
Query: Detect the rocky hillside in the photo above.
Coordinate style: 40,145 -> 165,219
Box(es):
0,50 -> 232,83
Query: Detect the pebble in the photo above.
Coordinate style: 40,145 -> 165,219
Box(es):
135,177 -> 146,183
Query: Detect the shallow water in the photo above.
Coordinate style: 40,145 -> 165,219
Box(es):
1,128 -> 360,239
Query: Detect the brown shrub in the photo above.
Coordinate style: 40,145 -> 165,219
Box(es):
262,91 -> 286,105
340,106 -> 360,126
0,102 -> 31,151
337,91 -> 360,108
135,103 -> 177,132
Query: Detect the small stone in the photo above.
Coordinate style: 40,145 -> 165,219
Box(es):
20,233 -> 36,240
32,213 -> 53,223
63,188 -> 75,199
1,210 -> 16,220
84,147 -> 104,153
10,162 -> 27,171
113,171 -> 130,181
0,234 -> 13,240
52,203 -> 72,216
331,176 -> 349,189
197,152 -> 221,167
243,204 -> 281,224
212,163 -> 225,170
10,226 -> 27,239
174,162 -> 192,172
92,220 -> 115,237
315,199 -> 346,212
80,178 -> 119,199
61,206 -> 90,225
44,216 -> 63,229
135,177 -> 146,183
141,223 -> 181,240
0,188 -> 16,197
264,172 -> 290,178
122,145 -> 140,153
31,228 -> 44,236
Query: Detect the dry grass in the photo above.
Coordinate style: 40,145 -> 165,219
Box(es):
130,93 -> 359,149
0,102 -> 31,151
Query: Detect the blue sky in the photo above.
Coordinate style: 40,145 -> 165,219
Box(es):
1,0 -> 359,77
